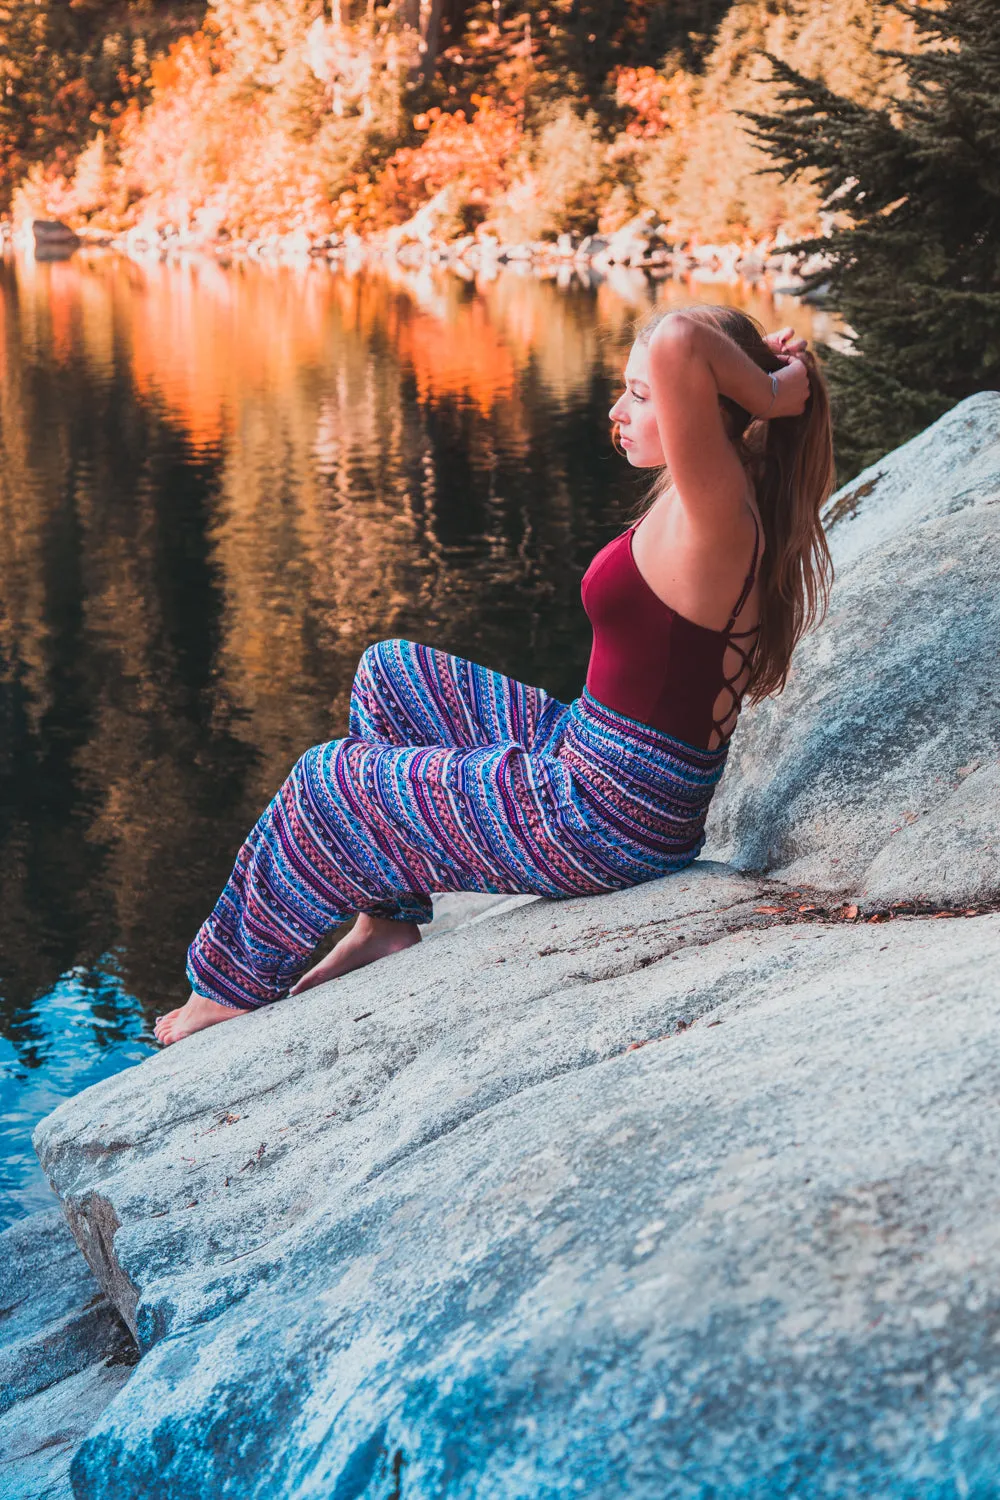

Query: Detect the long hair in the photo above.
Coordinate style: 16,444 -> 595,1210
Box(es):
620,303 -> 835,703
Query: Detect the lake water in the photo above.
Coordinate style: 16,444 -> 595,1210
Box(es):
0,251 -> 839,1227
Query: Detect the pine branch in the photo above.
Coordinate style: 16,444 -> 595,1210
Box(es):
745,1 -> 1000,481
740,53 -> 912,216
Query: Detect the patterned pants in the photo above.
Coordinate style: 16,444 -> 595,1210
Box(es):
187,640 -> 729,1009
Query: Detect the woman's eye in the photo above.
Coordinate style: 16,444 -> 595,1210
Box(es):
630,390 -> 645,403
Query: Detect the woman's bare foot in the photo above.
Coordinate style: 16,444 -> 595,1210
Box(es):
289,913 -> 421,996
154,991 -> 241,1046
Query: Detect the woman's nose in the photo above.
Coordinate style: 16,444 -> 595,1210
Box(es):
609,398 -> 626,422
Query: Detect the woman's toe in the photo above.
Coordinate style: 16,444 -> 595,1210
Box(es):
154,1009 -> 179,1044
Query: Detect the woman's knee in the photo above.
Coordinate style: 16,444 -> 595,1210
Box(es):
350,640 -> 422,740
288,741 -> 328,789
354,639 -> 414,698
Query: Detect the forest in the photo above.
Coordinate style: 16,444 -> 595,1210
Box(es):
0,0 -> 930,245
2,0 -> 998,472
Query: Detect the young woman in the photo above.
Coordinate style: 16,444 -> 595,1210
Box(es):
155,303 -> 834,1045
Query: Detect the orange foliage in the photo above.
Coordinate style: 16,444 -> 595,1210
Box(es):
115,29 -> 337,239
3,0 -> 934,248
147,28 -> 221,94
614,65 -> 696,139
376,100 -> 523,225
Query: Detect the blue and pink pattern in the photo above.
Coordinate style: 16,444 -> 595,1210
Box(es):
187,639 -> 730,1009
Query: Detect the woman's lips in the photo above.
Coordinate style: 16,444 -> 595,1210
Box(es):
620,434 -> 633,445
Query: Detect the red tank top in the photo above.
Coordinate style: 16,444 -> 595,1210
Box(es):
581,512 -> 761,751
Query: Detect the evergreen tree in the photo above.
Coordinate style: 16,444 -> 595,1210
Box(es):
746,0 -> 1000,479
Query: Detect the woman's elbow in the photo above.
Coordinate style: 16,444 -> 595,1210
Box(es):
649,313 -> 701,364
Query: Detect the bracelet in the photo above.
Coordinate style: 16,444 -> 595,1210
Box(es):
763,370 -> 779,418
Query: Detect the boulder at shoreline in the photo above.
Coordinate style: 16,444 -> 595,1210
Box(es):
706,390 -> 1000,907
0,1209 -> 134,1498
14,393 -> 1000,1498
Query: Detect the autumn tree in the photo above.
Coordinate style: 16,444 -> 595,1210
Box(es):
0,0 -> 205,212
747,0 -> 1000,477
431,0 -> 731,122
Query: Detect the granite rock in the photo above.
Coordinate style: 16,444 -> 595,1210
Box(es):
0,1210 -> 134,1500
419,891 -> 536,938
705,391 -> 1000,903
36,865 -> 774,1345
31,872 -> 1000,1497
860,756 -> 1000,907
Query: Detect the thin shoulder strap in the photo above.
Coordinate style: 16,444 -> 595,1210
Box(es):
725,508 -> 761,634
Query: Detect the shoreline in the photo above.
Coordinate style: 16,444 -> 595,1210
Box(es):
0,215 -> 833,302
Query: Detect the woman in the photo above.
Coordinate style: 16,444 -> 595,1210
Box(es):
155,304 -> 834,1045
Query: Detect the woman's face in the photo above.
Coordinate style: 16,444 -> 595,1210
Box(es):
608,339 -> 666,468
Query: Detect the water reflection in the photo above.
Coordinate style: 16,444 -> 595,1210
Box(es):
0,252 -> 838,1225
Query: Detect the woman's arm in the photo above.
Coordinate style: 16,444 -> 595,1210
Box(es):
646,313 -> 809,529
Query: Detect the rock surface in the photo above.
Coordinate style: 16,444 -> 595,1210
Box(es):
705,391 -> 1000,904
23,393 -> 1000,1497
418,890 -> 536,937
0,1210 -> 134,1499
33,883 -> 1000,1498
37,866 -> 775,1346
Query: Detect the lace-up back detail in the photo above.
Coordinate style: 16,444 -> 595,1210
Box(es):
710,511 -> 761,747
581,508 -> 762,752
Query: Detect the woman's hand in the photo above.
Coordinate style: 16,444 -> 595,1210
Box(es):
769,354 -> 811,418
763,327 -> 812,417
765,325 -> 808,360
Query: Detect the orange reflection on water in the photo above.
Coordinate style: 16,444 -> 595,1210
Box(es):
395,295 -> 516,415
2,254 -> 840,460
125,258 -> 343,452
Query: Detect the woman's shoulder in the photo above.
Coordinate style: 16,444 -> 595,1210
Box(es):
631,474 -> 762,630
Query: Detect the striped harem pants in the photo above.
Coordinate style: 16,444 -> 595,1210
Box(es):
187,639 -> 729,1009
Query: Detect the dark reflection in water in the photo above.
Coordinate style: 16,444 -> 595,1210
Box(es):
0,253 -> 838,1223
